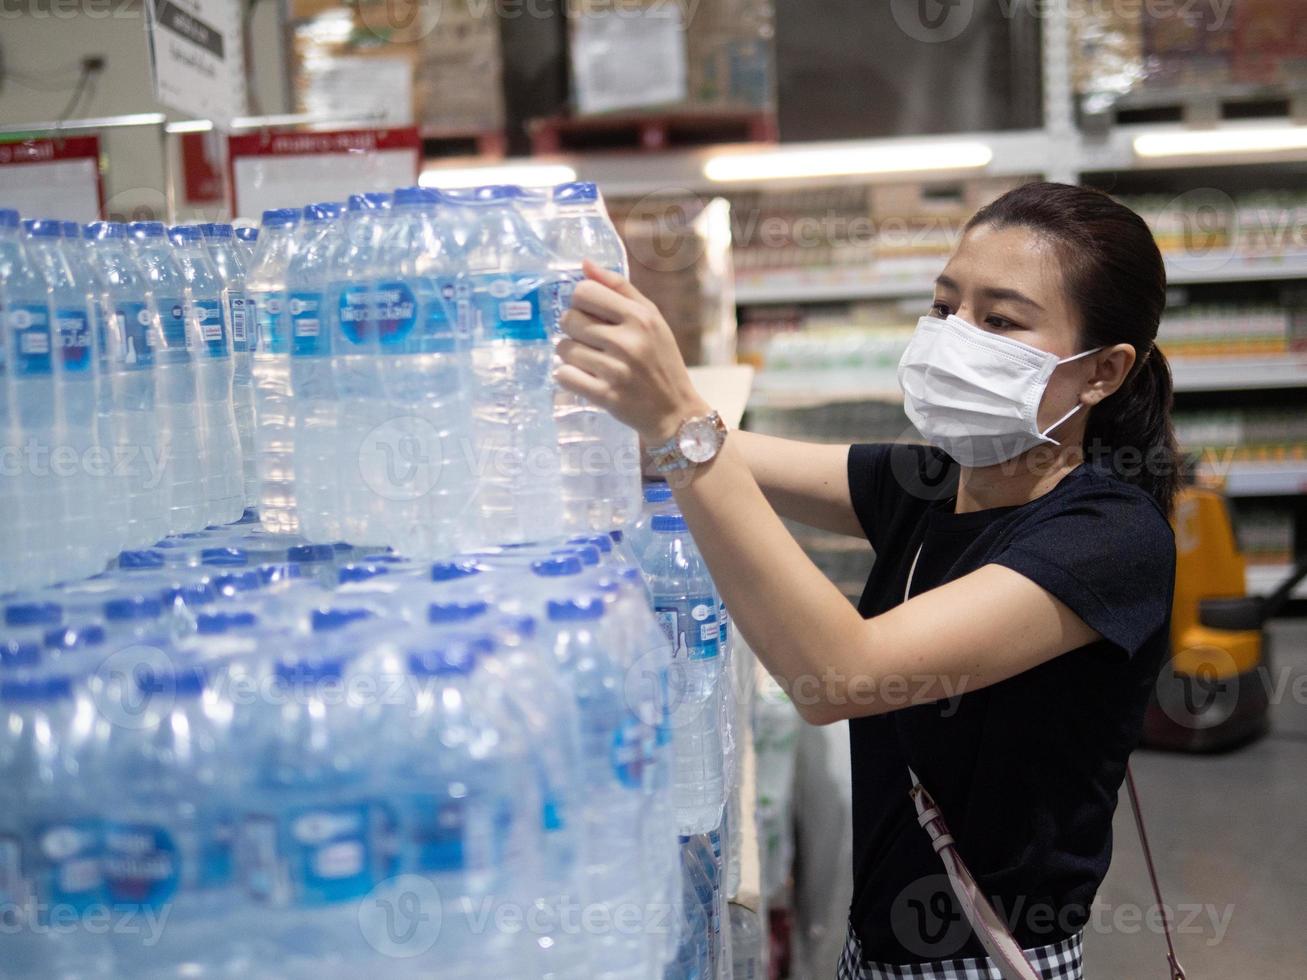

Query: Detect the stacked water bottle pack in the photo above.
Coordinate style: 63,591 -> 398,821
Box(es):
0,485 -> 740,978
0,181 -> 642,596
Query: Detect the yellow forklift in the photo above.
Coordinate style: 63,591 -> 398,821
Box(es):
1146,483 -> 1307,752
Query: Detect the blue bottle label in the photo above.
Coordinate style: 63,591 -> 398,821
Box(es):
102,822 -> 180,911
192,299 -> 227,359
34,820 -> 102,920
0,834 -> 19,908
285,801 -> 395,906
228,291 -> 249,351
7,303 -> 53,377
419,281 -> 457,354
158,296 -> 190,351
254,293 -> 289,354
611,716 -> 649,789
116,301 -> 154,370
719,600 -> 730,650
405,794 -> 508,874
655,596 -> 719,661
55,307 -> 93,374
337,284 -> 375,345
472,275 -> 548,343
373,281 -> 419,350
289,291 -> 328,357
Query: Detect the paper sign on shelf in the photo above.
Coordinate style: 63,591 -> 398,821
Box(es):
0,136 -> 104,222
227,127 -> 421,220
145,0 -> 247,127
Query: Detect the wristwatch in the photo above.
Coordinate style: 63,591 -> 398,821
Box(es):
646,410 -> 728,474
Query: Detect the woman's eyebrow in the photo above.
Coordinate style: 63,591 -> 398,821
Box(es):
935,274 -> 1045,313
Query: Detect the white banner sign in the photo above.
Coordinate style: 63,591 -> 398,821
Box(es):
146,0 -> 247,127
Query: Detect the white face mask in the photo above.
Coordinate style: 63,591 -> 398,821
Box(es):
897,314 -> 1102,468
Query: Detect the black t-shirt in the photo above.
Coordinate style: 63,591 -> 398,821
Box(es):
844,443 -> 1175,965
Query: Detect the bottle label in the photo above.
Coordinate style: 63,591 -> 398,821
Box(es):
337,284 -> 375,345
235,813 -> 279,904
719,600 -> 730,651
373,281 -> 419,350
35,820 -> 102,920
289,291 -> 327,356
192,299 -> 228,359
472,275 -> 548,343
656,597 -> 719,661
102,822 -> 180,911
285,801 -> 395,906
254,294 -> 289,354
420,281 -> 457,353
7,303 -> 53,377
610,716 -> 648,789
228,291 -> 249,350
158,297 -> 190,352
55,307 -> 93,374
116,302 -> 154,370
0,833 -> 21,909
405,794 -> 507,874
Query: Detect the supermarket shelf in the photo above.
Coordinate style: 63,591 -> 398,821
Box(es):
1165,252 -> 1307,286
1170,355 -> 1307,392
1247,564 -> 1307,600
750,372 -> 900,409
1200,460 -> 1307,497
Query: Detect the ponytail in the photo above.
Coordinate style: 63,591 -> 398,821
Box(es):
1083,344 -> 1181,518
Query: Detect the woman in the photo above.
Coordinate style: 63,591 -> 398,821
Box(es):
557,181 -> 1178,979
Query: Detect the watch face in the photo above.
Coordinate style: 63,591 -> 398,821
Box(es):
678,417 -> 720,464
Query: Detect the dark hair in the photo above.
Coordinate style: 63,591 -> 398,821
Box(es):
965,181 -> 1181,517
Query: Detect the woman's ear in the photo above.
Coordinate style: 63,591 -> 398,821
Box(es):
1083,343 -> 1137,405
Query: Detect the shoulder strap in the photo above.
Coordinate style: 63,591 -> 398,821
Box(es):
1124,764 -> 1188,980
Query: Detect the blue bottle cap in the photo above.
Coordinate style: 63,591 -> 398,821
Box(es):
60,221 -> 81,239
201,547 -> 249,567
304,201 -> 343,222
0,209 -> 20,228
407,636 -> 492,677
256,562 -> 303,585
609,529 -> 624,543
43,625 -> 105,651
260,208 -> 299,228
546,597 -> 606,623
531,556 -> 584,578
25,219 -> 62,238
104,595 -> 163,621
5,602 -> 63,628
274,658 -> 345,686
0,677 -> 71,703
212,570 -> 263,595
430,560 -> 481,582
1,639 -> 41,668
137,665 -> 207,697
196,610 -> 258,635
199,222 -> 232,239
161,581 -> 217,607
287,544 -> 334,563
348,192 -> 391,211
552,544 -> 601,567
393,186 -> 436,207
310,608 -> 373,633
235,226 -> 259,241
118,550 -> 165,570
568,534 -> 613,554
338,563 -> 389,584
553,181 -> 599,204
132,221 -> 167,239
170,224 -> 204,243
643,483 -> 673,503
650,513 -> 689,533
497,613 -> 537,640
427,600 -> 489,625
85,221 -> 125,240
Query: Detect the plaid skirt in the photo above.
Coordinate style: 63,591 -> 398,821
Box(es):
837,922 -> 1084,980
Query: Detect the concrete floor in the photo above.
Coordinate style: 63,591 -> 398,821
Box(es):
1085,619 -> 1307,979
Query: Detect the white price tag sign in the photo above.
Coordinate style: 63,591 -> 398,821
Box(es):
146,0 -> 247,127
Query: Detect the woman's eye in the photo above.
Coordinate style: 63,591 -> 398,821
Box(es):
985,314 -> 1018,331
929,302 -> 951,318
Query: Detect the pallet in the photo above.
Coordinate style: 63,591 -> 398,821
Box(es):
1080,83 -> 1307,133
529,110 -> 777,155
418,126 -> 507,160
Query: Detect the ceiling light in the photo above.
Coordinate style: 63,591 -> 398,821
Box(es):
1133,125 -> 1307,158
703,140 -> 993,183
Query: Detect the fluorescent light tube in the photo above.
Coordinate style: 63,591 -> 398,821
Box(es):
1134,126 -> 1307,158
420,162 -> 578,190
703,141 -> 993,183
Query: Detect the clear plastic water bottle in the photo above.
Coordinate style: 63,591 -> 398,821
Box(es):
1,207 -> 69,586
234,224 -> 258,264
100,662 -> 250,976
460,185 -> 564,545
22,218 -> 103,579
545,181 -> 643,532
642,513 -> 725,835
247,208 -> 301,534
173,224 -> 245,526
329,192 -> 391,547
0,234 -> 17,594
367,186 -> 476,558
729,903 -> 762,980
83,221 -> 169,548
543,594 -> 650,977
0,673 -> 111,979
628,482 -> 675,561
61,219 -> 130,561
134,221 -> 207,535
287,202 -> 345,543
202,222 -> 259,517
673,840 -> 715,980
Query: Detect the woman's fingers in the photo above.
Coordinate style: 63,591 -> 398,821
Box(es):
557,337 -> 628,384
569,277 -> 646,325
558,308 -> 616,350
554,363 -> 613,407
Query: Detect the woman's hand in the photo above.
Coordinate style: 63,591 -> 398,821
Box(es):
556,260 -> 710,445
